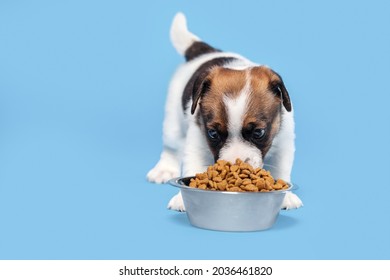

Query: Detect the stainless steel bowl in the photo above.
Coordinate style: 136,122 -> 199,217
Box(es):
169,177 -> 291,232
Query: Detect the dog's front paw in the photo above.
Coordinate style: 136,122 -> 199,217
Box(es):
147,161 -> 180,184
167,192 -> 186,212
281,191 -> 303,210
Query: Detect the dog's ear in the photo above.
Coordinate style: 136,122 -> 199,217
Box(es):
191,76 -> 211,114
270,80 -> 292,112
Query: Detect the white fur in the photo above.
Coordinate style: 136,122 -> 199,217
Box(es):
218,73 -> 263,168
223,81 -> 250,139
170,12 -> 200,56
167,192 -> 185,212
147,13 -> 303,211
264,107 -> 296,182
282,191 -> 303,210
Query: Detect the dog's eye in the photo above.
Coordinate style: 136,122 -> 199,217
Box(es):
207,129 -> 220,140
252,128 -> 266,140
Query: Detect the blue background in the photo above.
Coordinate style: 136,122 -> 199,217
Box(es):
1,0 -> 389,259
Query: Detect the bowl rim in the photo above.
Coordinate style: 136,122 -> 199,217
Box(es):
168,176 -> 293,194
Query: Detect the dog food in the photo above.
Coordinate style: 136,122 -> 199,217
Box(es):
188,159 -> 289,192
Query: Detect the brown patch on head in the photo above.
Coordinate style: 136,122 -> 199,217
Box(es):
250,66 -> 292,112
199,67 -> 248,124
240,66 -> 286,157
198,67 -> 248,160
207,67 -> 247,97
247,66 -> 281,117
245,66 -> 284,121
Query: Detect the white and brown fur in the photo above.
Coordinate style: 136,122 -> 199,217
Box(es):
147,13 -> 303,211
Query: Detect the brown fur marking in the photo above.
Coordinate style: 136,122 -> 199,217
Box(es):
200,67 -> 248,132
199,66 -> 284,159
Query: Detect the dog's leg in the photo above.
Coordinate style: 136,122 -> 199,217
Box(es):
168,124 -> 213,211
181,125 -> 214,177
146,115 -> 184,183
265,155 -> 303,210
147,148 -> 181,184
146,71 -> 186,184
264,111 -> 303,210
146,119 -> 183,183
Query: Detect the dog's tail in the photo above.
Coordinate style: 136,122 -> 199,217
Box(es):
170,12 -> 220,61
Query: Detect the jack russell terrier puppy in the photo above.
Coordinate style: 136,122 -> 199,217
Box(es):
147,13 -> 303,211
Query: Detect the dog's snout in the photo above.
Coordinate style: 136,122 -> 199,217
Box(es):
243,157 -> 263,168
218,140 -> 263,168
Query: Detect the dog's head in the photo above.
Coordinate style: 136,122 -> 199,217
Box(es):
191,66 -> 291,167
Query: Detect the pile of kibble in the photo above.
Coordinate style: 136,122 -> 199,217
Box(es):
188,159 -> 289,192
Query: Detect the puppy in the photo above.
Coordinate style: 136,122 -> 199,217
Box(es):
147,13 -> 303,211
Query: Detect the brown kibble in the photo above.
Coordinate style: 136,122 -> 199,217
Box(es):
273,183 -> 283,190
276,179 -> 287,186
217,159 -> 228,166
230,165 -> 239,172
241,184 -> 258,192
265,180 -> 273,190
256,178 -> 266,189
239,162 -> 249,170
188,159 -> 289,192
265,177 -> 274,184
234,177 -> 243,187
198,178 -> 209,185
228,186 -> 244,192
189,179 -> 197,188
259,169 -> 269,176
240,162 -> 254,172
217,180 -> 227,191
242,178 -> 252,185
207,167 -> 213,179
242,169 -> 251,175
213,176 -> 222,182
227,178 -> 236,185
196,173 -> 207,180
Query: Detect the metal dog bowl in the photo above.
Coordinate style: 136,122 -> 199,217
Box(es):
168,177 -> 291,232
